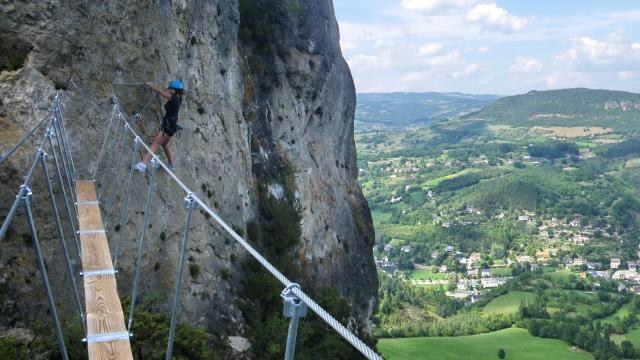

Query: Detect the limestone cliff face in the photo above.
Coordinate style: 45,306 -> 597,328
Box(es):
0,0 -> 377,344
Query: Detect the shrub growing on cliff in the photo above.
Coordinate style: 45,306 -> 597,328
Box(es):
249,287 -> 378,360
240,152 -> 378,358
0,53 -> 27,72
189,263 -> 201,280
238,0 -> 303,92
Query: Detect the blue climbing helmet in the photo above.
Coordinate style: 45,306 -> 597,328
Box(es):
168,79 -> 184,90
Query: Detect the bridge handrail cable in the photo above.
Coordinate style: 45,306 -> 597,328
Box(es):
106,97 -> 382,360
0,93 -> 87,360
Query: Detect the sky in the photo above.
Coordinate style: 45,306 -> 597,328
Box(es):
332,0 -> 640,95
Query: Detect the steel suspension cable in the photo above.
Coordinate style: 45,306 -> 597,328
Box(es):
96,117 -> 123,202
134,92 -> 157,118
0,113 -> 50,167
0,144 -> 47,242
195,198 -> 382,359
127,156 -> 160,331
46,129 -> 81,257
52,118 -> 78,214
102,123 -> 130,233
41,150 -> 86,331
112,82 -> 145,86
68,79 -> 107,112
93,103 -> 118,181
113,137 -> 139,269
112,103 -> 383,360
0,98 -> 58,242
53,108 -> 75,180
0,97 -> 76,359
22,180 -> 70,360
54,99 -> 77,177
165,193 -> 196,360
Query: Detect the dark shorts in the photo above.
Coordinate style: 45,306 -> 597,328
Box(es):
161,116 -> 179,137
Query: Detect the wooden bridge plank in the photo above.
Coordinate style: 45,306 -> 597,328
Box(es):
76,180 -> 98,202
88,341 -> 133,360
78,205 -> 105,231
80,234 -> 113,271
83,276 -> 126,329
76,180 -> 133,360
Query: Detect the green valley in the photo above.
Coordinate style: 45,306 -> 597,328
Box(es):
359,89 -> 640,360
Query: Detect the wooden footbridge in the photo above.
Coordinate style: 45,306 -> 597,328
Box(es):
77,180 -> 133,359
0,88 -> 382,360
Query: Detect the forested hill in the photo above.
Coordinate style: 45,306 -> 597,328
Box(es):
465,88 -> 640,131
355,92 -> 499,131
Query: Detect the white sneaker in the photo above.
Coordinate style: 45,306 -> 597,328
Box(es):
134,162 -> 147,173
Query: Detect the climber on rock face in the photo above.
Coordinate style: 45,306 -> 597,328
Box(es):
135,79 -> 183,173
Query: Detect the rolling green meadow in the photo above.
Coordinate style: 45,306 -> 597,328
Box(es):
378,328 -> 593,360
482,291 -> 536,315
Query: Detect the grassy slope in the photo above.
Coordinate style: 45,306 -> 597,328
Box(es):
612,328 -> 640,348
482,291 -> 536,315
371,210 -> 392,227
547,270 -> 575,282
490,267 -> 514,276
406,269 -> 447,280
420,168 -> 477,188
601,303 -> 633,326
378,328 -> 593,360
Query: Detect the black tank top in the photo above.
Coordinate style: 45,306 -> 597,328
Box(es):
164,94 -> 181,119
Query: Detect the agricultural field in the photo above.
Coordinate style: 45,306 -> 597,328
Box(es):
612,328 -> 640,348
405,268 -> 448,281
625,158 -> 640,168
482,291 -> 536,315
546,270 -> 575,282
378,328 -> 593,360
531,126 -> 613,138
490,267 -> 514,277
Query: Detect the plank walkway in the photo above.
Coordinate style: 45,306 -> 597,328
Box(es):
76,180 -> 133,360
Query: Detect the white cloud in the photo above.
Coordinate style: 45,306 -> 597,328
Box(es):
556,32 -> 640,70
466,3 -> 528,33
510,57 -> 543,74
544,71 -> 587,88
340,41 -> 356,52
401,0 -> 473,13
567,37 -> 625,64
424,50 -> 460,66
334,1 -> 640,93
453,63 -> 480,78
346,54 -> 390,69
418,43 -> 443,56
618,71 -> 639,80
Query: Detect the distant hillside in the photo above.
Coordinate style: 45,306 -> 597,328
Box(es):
465,88 -> 640,130
355,92 -> 499,131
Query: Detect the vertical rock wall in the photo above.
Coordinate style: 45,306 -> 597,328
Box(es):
0,0 -> 377,347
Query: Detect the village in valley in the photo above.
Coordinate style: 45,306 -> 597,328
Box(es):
356,94 -> 640,357
361,120 -> 640,302
375,224 -> 640,303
